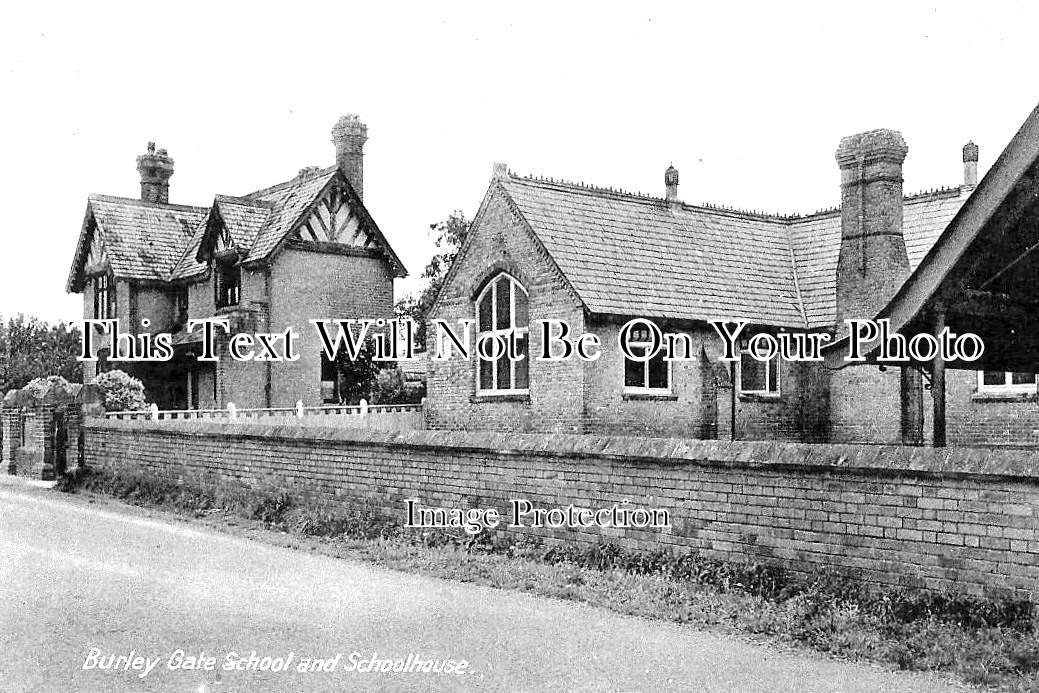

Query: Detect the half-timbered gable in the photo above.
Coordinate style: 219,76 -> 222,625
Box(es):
294,182 -> 369,246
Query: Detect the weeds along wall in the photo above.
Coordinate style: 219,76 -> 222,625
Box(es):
83,419 -> 1039,600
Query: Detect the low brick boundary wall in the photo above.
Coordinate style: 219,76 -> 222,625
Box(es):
83,419 -> 1039,600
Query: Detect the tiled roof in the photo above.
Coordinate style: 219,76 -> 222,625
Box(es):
68,195 -> 207,290
169,194 -> 278,280
502,177 -> 806,327
243,167 -> 337,262
71,165 -> 405,289
788,188 -> 965,327
216,195 -> 272,249
495,174 -> 969,329
169,213 -> 210,281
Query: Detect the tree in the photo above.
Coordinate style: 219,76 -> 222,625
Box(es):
0,315 -> 82,394
395,211 -> 470,351
332,338 -> 381,405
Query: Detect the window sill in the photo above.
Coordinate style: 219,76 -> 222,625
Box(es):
971,391 -> 1038,403
622,391 -> 677,401
739,393 -> 782,403
471,392 -> 531,404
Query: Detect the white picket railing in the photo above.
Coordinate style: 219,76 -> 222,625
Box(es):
104,399 -> 424,428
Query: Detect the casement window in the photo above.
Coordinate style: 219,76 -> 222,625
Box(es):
215,260 -> 241,308
97,348 -> 111,374
174,288 -> 189,324
188,368 -> 200,410
623,324 -> 670,393
93,275 -> 114,319
320,352 -> 340,404
475,273 -> 529,394
977,371 -> 1037,394
738,350 -> 780,396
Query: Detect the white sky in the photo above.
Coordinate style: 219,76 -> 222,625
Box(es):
1,1 -> 1037,323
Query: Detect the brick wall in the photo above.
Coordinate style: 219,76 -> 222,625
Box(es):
947,370 -> 1039,446
269,246 -> 395,407
173,246 -> 396,409
581,319 -> 705,436
85,418 -> 1039,600
3,406 -> 52,478
829,365 -> 904,444
133,285 -> 177,333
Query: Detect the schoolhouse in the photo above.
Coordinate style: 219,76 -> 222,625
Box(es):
428,118 -> 1039,447
66,116 -> 406,410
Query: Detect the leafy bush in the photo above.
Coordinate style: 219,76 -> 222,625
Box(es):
92,369 -> 147,412
23,375 -> 77,403
371,366 -> 405,405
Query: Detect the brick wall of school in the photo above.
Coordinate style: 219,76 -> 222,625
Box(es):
828,365 -> 904,444
428,186 -> 587,433
85,418 -> 1039,600
946,369 -> 1039,446
580,319 -> 706,437
427,187 -> 831,441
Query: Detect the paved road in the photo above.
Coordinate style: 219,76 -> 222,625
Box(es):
0,480 -> 968,692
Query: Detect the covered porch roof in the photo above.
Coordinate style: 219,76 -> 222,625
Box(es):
827,103 -> 1039,374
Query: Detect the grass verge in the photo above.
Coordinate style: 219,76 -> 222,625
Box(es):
59,467 -> 1039,691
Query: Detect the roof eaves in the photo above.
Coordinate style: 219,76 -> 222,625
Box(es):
335,174 -> 408,278
66,201 -> 96,293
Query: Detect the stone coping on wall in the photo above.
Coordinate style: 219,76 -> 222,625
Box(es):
85,417 -> 1039,481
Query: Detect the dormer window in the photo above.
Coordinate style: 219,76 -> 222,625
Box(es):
215,258 -> 241,308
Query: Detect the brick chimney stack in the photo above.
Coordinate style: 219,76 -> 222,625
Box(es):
834,129 -> 910,325
664,164 -> 679,204
136,142 -> 174,204
962,140 -> 979,187
331,114 -> 368,200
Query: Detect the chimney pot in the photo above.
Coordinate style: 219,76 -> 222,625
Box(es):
136,142 -> 174,204
331,114 -> 368,199
664,164 -> 680,204
962,141 -> 979,186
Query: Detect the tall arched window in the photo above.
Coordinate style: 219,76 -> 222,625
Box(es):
475,273 -> 529,394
